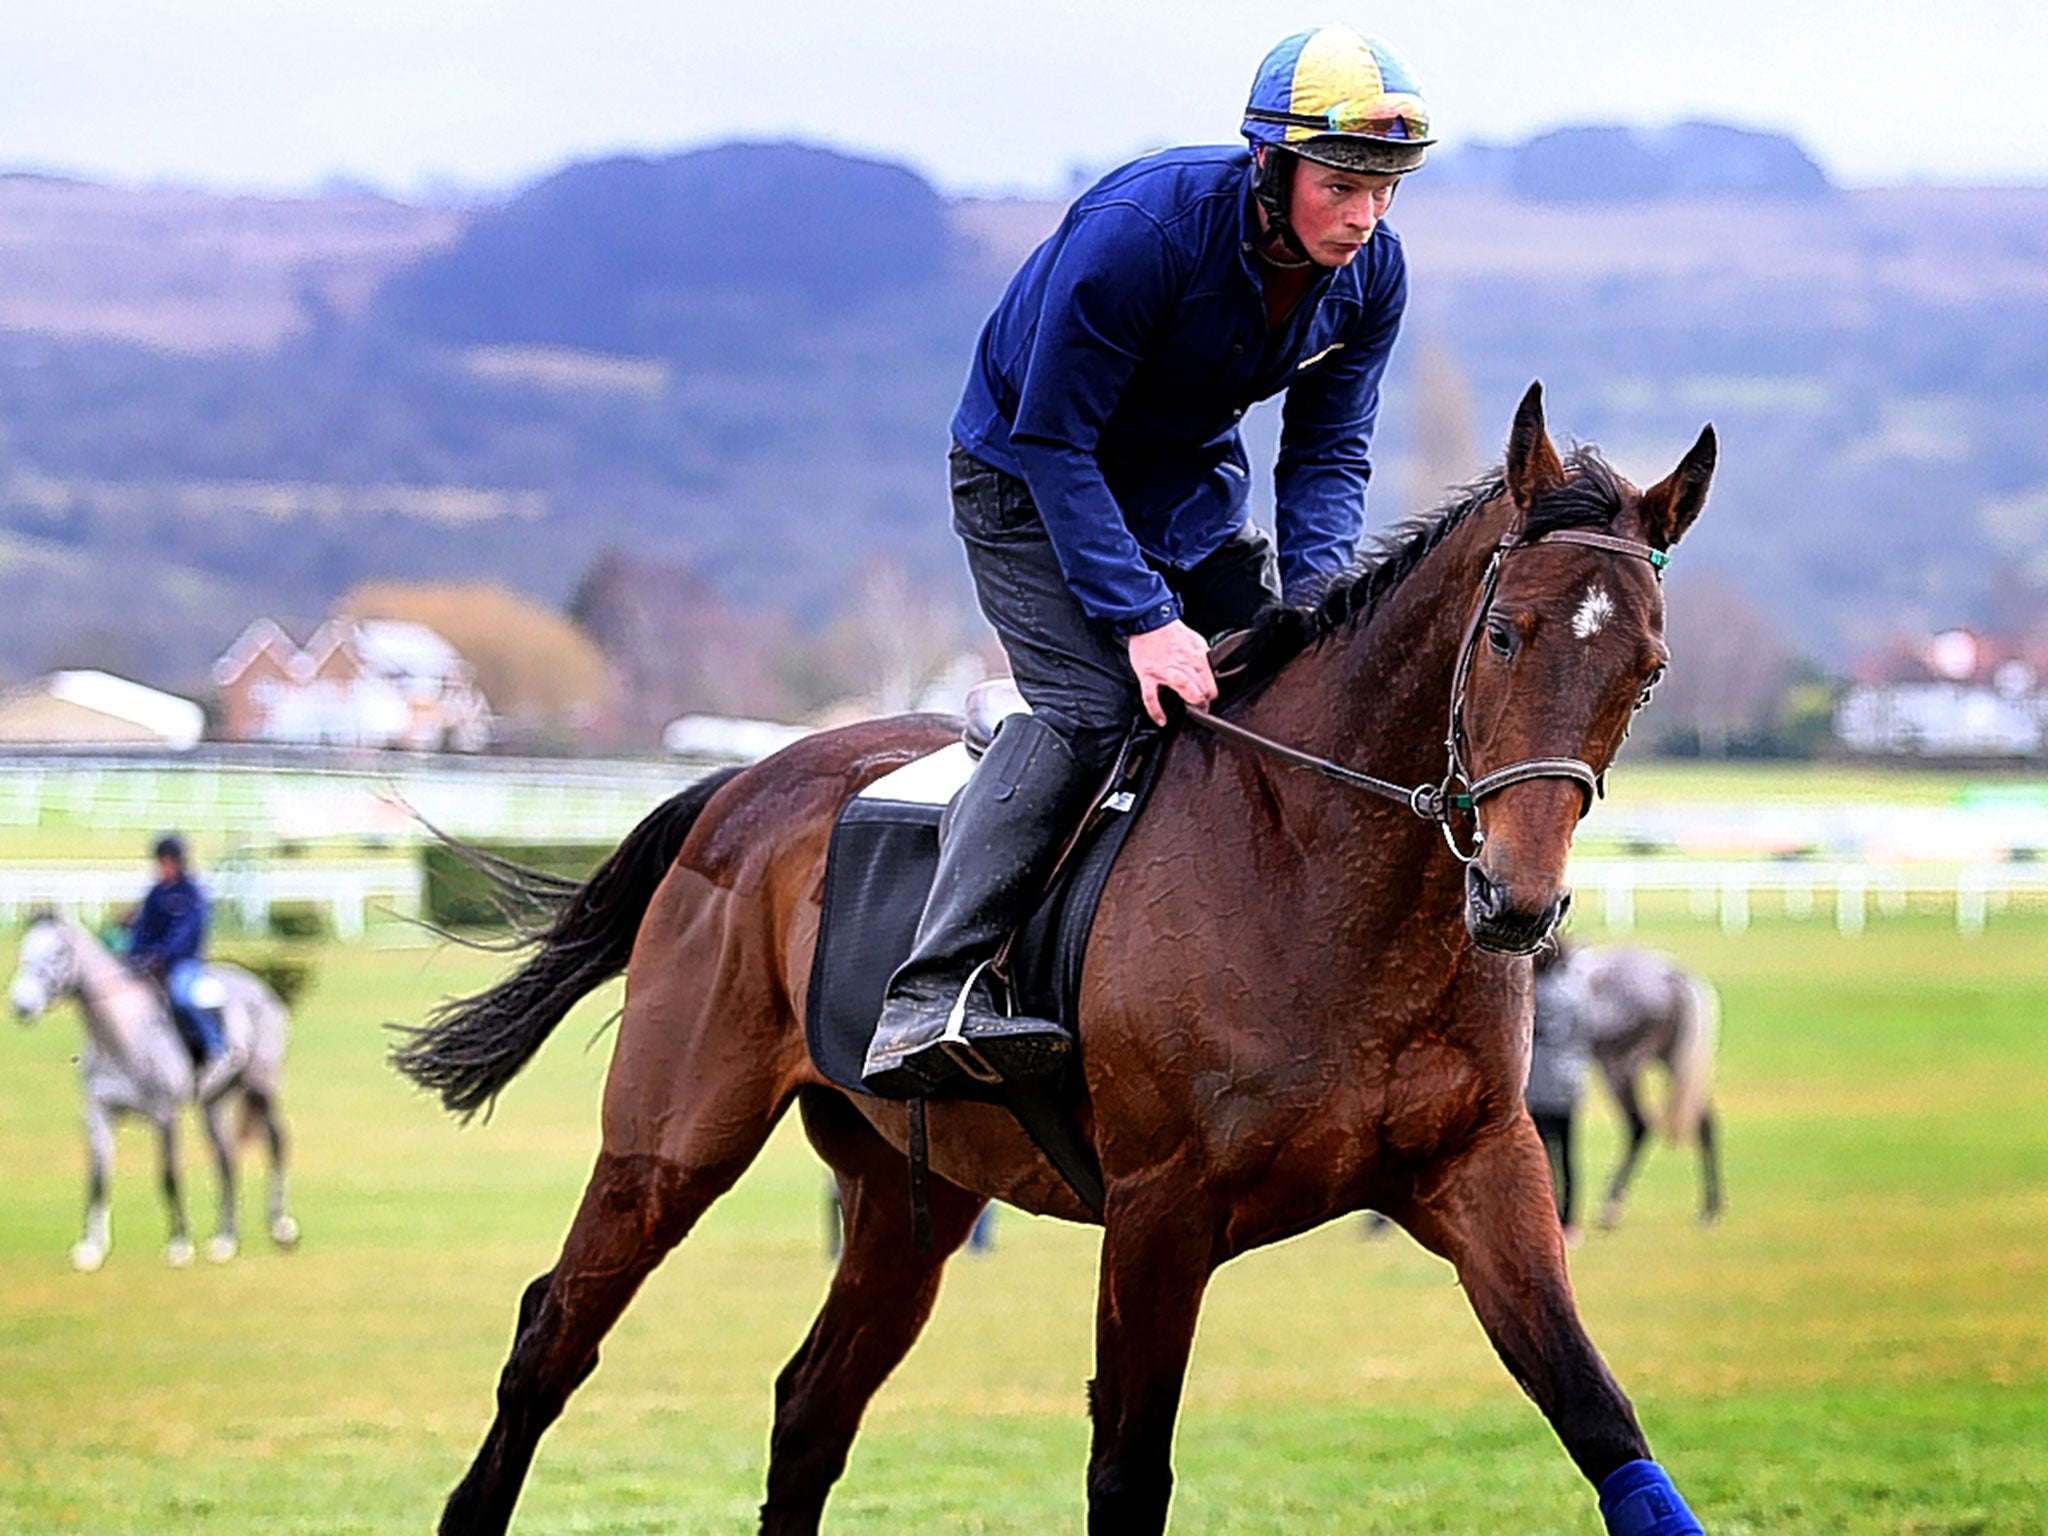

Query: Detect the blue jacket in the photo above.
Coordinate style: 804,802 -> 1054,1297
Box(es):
953,145 -> 1407,633
131,874 -> 208,968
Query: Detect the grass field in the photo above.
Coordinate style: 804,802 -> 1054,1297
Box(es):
2,911 -> 2045,1534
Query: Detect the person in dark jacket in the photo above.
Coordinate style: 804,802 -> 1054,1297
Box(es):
865,25 -> 1429,1097
129,833 -> 223,1064
1528,943 -> 1591,1246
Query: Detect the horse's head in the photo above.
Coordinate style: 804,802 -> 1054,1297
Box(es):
10,913 -> 78,1023
1459,382 -> 1715,954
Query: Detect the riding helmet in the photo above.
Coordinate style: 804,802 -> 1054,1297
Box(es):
1242,25 -> 1434,175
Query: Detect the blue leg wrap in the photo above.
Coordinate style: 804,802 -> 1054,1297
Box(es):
1599,1461 -> 1704,1536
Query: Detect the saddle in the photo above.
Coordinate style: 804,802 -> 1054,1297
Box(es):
804,683 -> 1168,1213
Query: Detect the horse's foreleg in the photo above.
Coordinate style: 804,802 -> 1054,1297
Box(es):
1599,1075 -> 1652,1229
439,1093 -> 791,1535
73,1098 -> 115,1272
1696,1105 -> 1723,1226
156,1113 -> 194,1267
759,1091 -> 987,1536
1407,1122 -> 1702,1534
1086,1177 -> 1215,1536
201,1099 -> 240,1263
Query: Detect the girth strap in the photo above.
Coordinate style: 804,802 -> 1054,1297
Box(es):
1003,1078 -> 1106,1216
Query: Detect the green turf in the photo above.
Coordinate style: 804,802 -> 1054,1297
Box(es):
1601,758 -> 2048,807
2,915 -> 2044,1533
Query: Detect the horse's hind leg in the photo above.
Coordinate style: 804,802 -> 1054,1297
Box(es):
760,1091 -> 987,1536
244,1088 -> 301,1246
439,1075 -> 792,1535
1696,1104 -> 1723,1226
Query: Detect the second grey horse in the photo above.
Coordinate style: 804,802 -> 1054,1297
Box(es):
1559,942 -> 1723,1228
9,913 -> 300,1270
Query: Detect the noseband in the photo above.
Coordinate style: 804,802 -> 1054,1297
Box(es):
1182,524 -> 1669,864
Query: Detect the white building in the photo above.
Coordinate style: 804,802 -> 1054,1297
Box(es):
0,670 -> 206,750
1836,629 -> 2047,758
214,616 -> 493,752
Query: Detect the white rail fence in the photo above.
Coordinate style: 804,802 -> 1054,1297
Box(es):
5,858 -> 2040,944
0,754 -> 721,846
1571,859 -> 2048,936
0,862 -> 422,940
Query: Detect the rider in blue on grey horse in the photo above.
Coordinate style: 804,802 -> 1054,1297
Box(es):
10,911 -> 300,1271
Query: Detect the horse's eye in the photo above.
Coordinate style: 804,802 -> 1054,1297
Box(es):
1486,615 -> 1519,660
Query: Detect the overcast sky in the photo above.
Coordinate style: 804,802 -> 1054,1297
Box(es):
4,1 -> 2044,199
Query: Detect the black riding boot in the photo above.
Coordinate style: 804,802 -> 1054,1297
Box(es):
862,713 -> 1097,1099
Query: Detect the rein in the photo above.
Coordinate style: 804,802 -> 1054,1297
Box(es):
1184,524 -> 1669,863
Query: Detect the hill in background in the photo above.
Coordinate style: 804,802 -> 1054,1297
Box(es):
0,132 -> 2044,742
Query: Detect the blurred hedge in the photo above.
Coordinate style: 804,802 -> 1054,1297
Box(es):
266,901 -> 331,941
420,842 -> 610,928
215,948 -> 319,1010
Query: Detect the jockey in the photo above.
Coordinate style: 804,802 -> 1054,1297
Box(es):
129,833 -> 224,1066
864,25 -> 1429,1098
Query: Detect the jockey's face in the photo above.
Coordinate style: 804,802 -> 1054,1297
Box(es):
156,854 -> 181,884
1287,158 -> 1398,266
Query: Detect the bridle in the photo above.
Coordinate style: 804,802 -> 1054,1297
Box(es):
1182,523 -> 1669,863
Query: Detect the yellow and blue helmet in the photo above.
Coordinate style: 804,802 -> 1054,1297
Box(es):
1242,25 -> 1433,177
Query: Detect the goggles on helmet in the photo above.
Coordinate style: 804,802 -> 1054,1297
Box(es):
1243,93 -> 1431,148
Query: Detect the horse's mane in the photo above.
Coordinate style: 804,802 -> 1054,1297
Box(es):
1219,446 -> 1627,701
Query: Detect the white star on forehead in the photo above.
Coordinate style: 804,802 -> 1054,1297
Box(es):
1572,586 -> 1614,641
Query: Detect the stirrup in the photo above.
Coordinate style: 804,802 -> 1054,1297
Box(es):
936,961 -> 1004,1086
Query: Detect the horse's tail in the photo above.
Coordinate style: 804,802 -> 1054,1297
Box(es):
389,767 -> 744,1121
1662,967 -> 1719,1146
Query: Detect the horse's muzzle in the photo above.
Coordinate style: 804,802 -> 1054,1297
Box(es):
1464,863 -> 1572,955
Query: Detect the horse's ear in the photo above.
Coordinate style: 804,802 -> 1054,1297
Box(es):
1506,380 -> 1565,508
1639,424 -> 1717,549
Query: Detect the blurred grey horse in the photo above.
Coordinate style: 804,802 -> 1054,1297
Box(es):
9,912 -> 300,1271
1558,942 -> 1723,1228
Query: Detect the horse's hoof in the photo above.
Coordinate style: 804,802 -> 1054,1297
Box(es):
164,1238 -> 195,1268
270,1216 -> 302,1249
70,1242 -> 107,1274
1697,1209 -> 1723,1230
1596,1202 -> 1623,1230
206,1235 -> 239,1264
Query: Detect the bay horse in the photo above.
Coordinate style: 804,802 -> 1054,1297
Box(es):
1560,942 -> 1724,1229
9,913 -> 300,1271
394,384 -> 1717,1535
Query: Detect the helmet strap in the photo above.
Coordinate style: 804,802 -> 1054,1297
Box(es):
1250,147 -> 1315,267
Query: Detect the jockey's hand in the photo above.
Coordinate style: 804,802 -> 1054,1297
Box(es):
1127,618 -> 1217,726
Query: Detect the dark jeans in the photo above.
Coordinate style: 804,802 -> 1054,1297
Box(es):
1531,1108 -> 1578,1227
950,445 -> 1281,773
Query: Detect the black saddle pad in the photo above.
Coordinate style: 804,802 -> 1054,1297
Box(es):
804,732 -> 1164,1096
